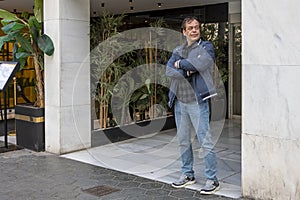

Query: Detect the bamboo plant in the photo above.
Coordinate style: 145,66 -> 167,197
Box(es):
91,12 -> 136,128
137,18 -> 170,119
91,15 -> 173,129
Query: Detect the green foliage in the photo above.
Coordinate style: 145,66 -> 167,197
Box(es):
0,8 -> 54,70
90,11 -> 126,49
1,21 -> 26,33
0,9 -> 18,21
201,22 -> 229,84
38,34 -> 55,56
91,12 -> 135,127
91,15 -> 172,127
91,12 -> 131,102
34,0 -> 43,23
0,0 -> 54,107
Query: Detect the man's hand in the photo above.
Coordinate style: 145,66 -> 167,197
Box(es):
174,60 -> 181,68
187,71 -> 197,76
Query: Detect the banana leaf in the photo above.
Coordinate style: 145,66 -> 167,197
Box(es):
38,34 -> 54,56
0,9 -> 18,21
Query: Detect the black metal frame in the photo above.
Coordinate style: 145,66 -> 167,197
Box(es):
0,61 -> 20,148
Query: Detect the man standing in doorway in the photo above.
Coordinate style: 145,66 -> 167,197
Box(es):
166,16 -> 219,194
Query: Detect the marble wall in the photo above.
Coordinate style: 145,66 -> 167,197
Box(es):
242,0 -> 300,199
44,0 -> 91,154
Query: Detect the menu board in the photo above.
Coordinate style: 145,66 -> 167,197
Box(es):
0,61 -> 19,91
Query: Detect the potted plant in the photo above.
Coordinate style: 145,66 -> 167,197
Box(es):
0,0 -> 54,151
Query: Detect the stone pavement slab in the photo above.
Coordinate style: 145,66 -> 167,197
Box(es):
0,149 -> 250,200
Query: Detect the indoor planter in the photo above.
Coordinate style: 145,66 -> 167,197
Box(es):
92,115 -> 175,147
0,0 -> 54,151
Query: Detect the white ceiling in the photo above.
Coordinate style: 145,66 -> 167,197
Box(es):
0,0 -> 238,16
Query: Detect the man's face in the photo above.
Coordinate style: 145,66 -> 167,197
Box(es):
183,19 -> 200,45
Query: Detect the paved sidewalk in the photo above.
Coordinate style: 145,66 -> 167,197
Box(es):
0,149 -> 249,200
63,120 -> 242,199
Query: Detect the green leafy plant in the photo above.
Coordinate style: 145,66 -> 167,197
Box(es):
91,12 -> 133,128
91,14 -> 172,128
0,0 -> 54,108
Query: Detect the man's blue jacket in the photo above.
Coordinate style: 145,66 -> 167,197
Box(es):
166,39 -> 217,108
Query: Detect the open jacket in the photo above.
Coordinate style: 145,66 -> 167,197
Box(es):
166,39 -> 217,108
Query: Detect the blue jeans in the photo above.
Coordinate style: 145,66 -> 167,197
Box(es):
174,100 -> 217,181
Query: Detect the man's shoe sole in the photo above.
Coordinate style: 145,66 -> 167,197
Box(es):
200,185 -> 220,195
171,180 -> 196,188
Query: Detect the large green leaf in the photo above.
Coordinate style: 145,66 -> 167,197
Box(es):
28,16 -> 41,41
15,33 -> 34,53
30,25 -> 39,42
0,9 -> 18,21
37,34 -> 54,56
34,0 -> 43,23
12,42 -> 28,70
28,16 -> 41,31
16,52 -> 31,70
15,52 -> 31,60
0,34 -> 16,49
17,57 -> 28,71
1,19 -> 12,26
1,22 -> 26,34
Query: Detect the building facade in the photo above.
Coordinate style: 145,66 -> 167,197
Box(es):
1,0 -> 300,199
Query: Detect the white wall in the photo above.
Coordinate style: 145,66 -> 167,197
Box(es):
242,0 -> 300,199
44,0 -> 91,154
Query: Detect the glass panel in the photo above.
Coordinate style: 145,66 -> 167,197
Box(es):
232,24 -> 242,115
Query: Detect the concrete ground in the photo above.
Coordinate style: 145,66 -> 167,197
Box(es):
0,148 -> 249,200
0,119 -> 246,199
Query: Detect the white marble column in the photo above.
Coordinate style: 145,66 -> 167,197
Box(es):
44,0 -> 91,154
242,0 -> 300,199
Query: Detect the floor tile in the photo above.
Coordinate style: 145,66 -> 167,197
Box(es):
62,119 -> 242,199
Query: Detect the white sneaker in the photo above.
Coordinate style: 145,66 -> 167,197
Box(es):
171,175 -> 196,188
200,179 -> 220,194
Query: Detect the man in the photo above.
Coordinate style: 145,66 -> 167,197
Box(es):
166,16 -> 219,195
